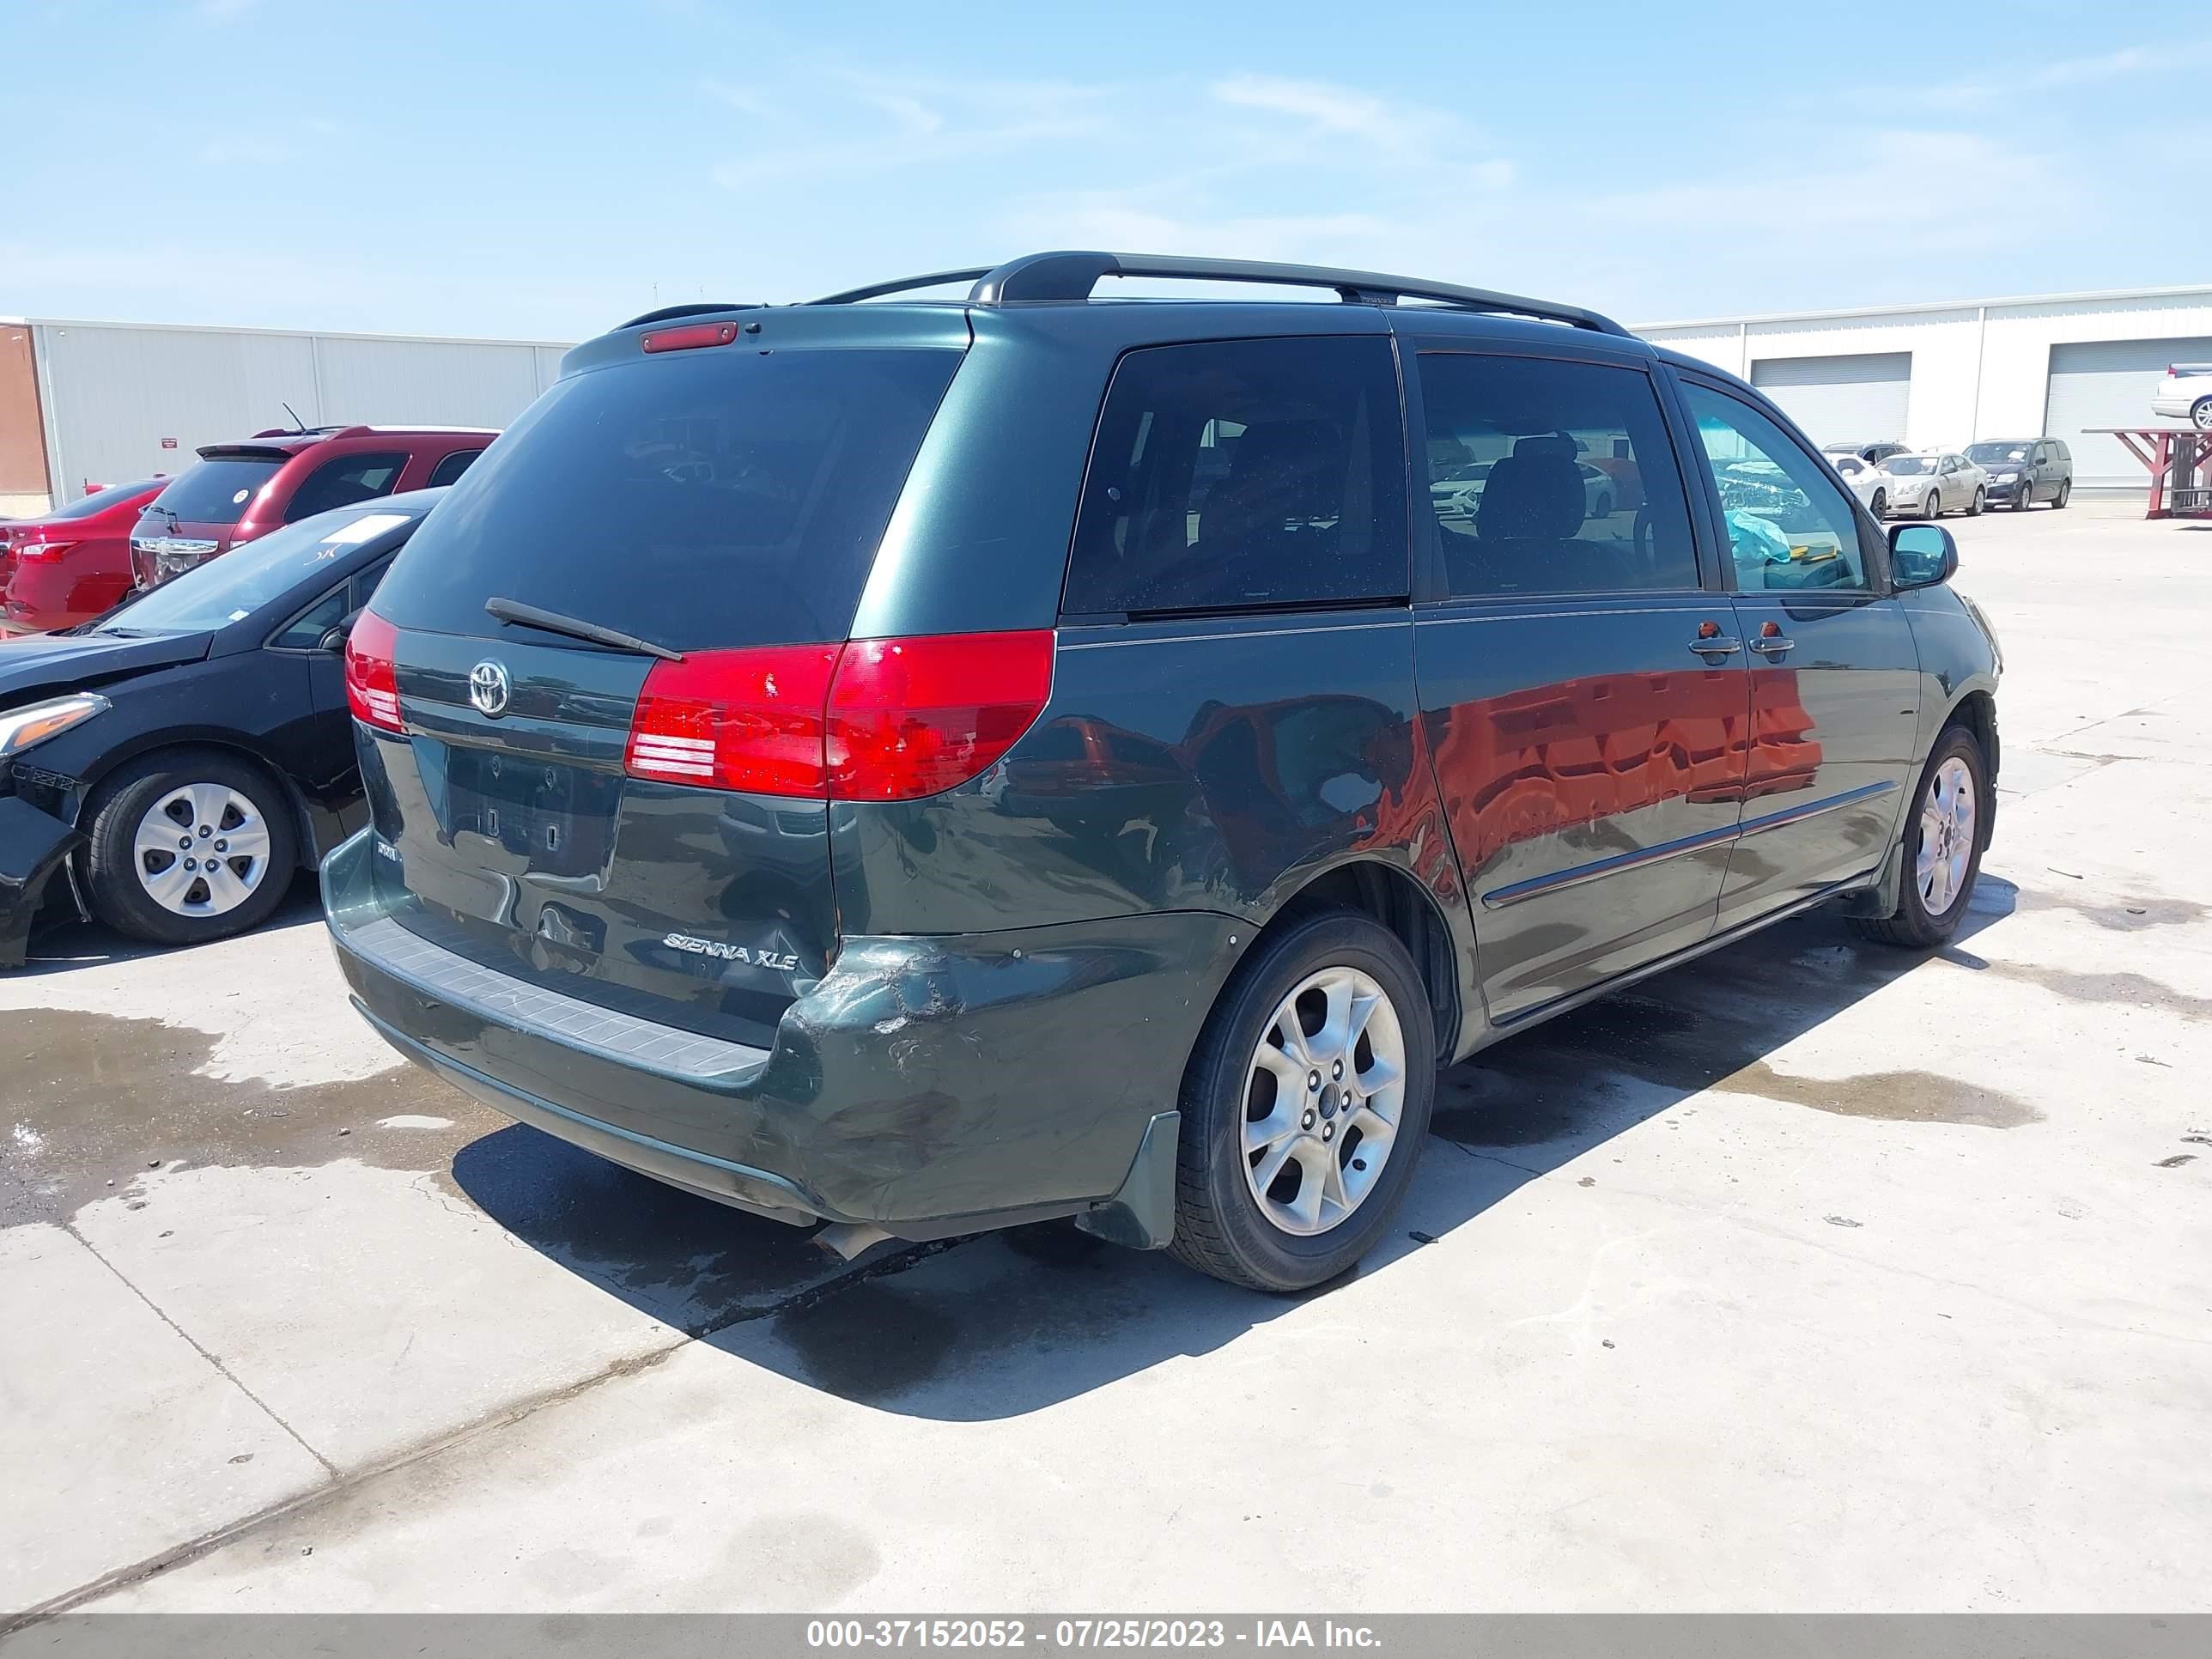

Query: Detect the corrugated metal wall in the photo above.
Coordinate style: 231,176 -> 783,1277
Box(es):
30,321 -> 569,501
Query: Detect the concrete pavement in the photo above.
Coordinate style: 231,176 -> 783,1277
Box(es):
3,495 -> 2208,1617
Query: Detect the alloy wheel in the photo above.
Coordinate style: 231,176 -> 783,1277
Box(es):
132,783 -> 274,918
1917,756 -> 1976,918
1240,966 -> 1408,1237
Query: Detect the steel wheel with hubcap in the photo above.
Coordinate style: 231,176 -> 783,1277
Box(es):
84,749 -> 297,947
1852,725 -> 1986,948
131,782 -> 274,919
1170,909 -> 1436,1291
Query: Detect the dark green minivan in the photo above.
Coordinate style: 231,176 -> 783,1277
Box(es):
325,252 -> 2001,1291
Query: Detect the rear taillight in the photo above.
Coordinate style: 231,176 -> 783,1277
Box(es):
826,633 -> 1056,800
345,611 -> 404,732
623,631 -> 1054,801
15,539 -> 75,563
627,644 -> 842,794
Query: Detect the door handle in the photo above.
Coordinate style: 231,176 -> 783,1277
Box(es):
1749,635 -> 1796,655
1688,635 -> 1742,657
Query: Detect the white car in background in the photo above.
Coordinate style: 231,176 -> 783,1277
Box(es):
2151,363 -> 2212,429
1874,451 -> 1988,519
1827,452 -> 1890,516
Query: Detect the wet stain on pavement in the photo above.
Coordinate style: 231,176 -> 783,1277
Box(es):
1709,1063 -> 2040,1128
0,1006 -> 502,1227
1977,963 -> 2212,1023
1431,918 -> 2040,1145
2,1006 -> 848,1333
2013,888 -> 2208,934
775,1278 -> 963,1405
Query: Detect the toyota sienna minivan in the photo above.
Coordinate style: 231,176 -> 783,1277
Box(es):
325,252 -> 2001,1291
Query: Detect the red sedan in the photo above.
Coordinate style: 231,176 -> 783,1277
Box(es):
0,478 -> 169,633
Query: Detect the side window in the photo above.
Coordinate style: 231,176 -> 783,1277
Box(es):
425,448 -> 483,489
1415,352 -> 1699,598
1063,337 -> 1407,616
283,452 -> 408,522
270,586 -> 349,650
349,556 -> 393,612
1684,385 -> 1871,592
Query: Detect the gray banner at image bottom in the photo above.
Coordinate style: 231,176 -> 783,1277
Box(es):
4,1617 -> 2209,1659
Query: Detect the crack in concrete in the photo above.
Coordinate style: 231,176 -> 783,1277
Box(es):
2,1230 -> 968,1632
62,1222 -> 340,1481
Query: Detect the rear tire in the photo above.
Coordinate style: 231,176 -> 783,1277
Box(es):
1851,726 -> 1986,949
1169,910 -> 1436,1292
82,748 -> 298,947
2192,398 -> 2212,432
2054,479 -> 2071,507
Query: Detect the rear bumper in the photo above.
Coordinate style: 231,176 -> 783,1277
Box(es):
0,793 -> 81,969
323,829 -> 1238,1238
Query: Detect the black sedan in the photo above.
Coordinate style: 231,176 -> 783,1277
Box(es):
0,489 -> 441,967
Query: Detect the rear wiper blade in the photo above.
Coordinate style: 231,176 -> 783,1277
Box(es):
483,598 -> 684,662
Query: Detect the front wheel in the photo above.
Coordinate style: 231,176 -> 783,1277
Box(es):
1869,488 -> 1887,519
1968,487 -> 1984,516
1923,490 -> 1942,520
82,749 -> 298,947
2014,480 -> 2034,510
1170,911 -> 1436,1291
1851,726 -> 1986,949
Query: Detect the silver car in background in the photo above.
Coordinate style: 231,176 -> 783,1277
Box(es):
1874,451 -> 1988,519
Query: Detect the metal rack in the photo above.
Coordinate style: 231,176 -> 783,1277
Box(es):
808,251 -> 1630,336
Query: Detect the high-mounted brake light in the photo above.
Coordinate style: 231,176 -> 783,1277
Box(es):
623,631 -> 1055,802
641,321 -> 740,354
345,610 -> 404,733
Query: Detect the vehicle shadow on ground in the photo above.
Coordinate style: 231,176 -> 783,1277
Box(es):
15,872 -> 325,975
453,879 -> 2019,1419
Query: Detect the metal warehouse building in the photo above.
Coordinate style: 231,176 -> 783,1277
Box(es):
1,317 -> 572,516
7,280 -> 2211,514
1639,283 -> 2212,489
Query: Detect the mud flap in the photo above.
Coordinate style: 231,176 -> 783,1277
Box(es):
1838,837 -> 1907,919
1073,1110 -> 1181,1250
0,795 -> 80,969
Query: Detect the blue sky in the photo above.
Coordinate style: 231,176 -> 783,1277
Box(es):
2,1 -> 2203,341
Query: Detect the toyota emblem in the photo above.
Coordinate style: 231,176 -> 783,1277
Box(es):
468,659 -> 512,718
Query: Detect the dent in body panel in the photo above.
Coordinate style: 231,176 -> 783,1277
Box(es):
334,812 -> 1241,1231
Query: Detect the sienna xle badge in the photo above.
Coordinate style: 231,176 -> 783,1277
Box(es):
323,253 -> 2000,1291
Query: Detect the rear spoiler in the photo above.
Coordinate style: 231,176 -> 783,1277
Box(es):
196,444 -> 298,462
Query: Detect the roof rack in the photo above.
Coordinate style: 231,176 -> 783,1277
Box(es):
809,251 -> 1629,336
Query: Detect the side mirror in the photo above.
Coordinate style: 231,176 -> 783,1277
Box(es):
1890,523 -> 1958,589
319,609 -> 363,653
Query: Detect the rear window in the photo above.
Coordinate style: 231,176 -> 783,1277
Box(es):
370,348 -> 962,652
54,477 -> 164,520
148,458 -> 285,523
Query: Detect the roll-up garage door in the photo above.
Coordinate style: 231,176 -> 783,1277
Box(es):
2045,337 -> 2212,488
1749,353 -> 1912,448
